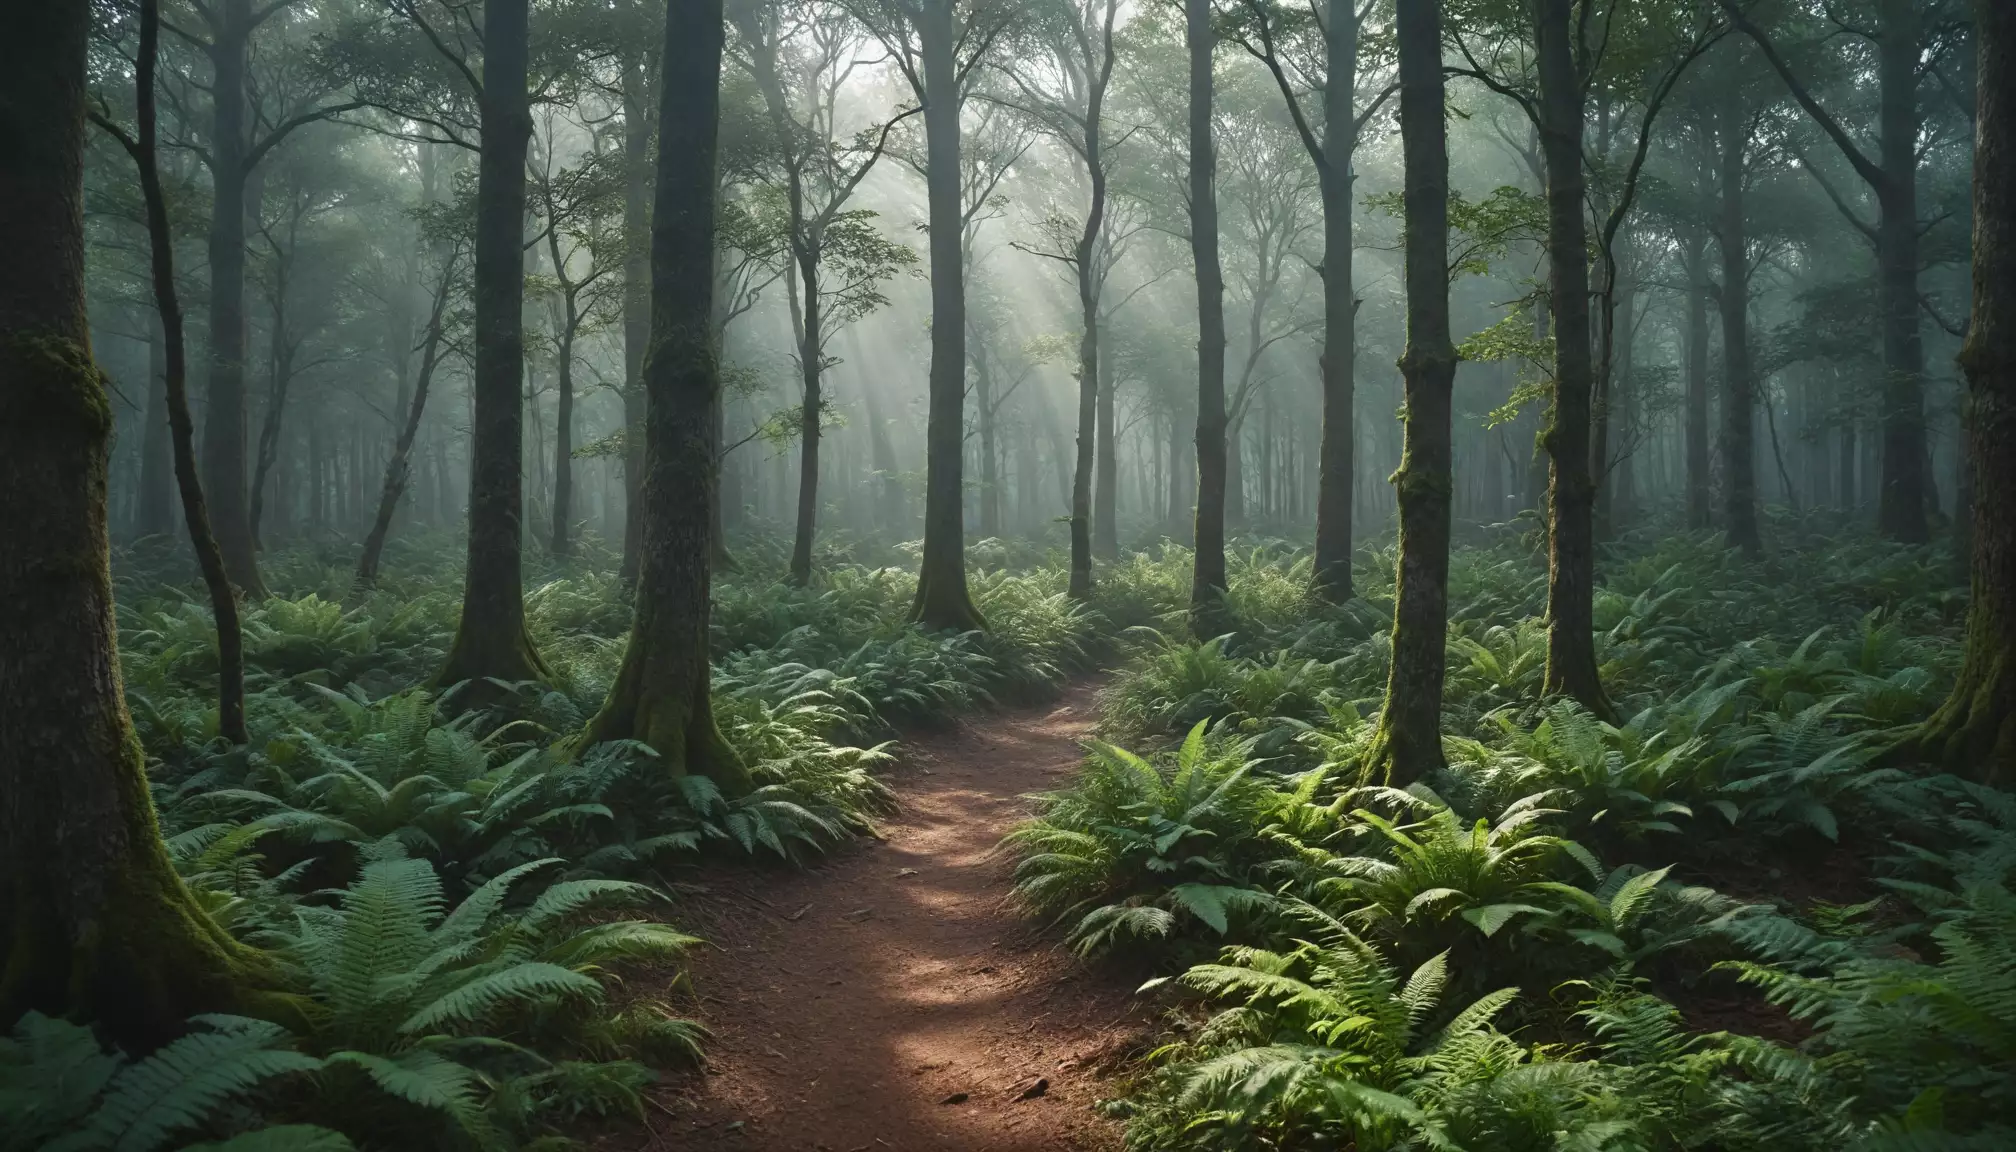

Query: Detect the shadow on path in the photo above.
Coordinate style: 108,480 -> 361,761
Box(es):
634,681 -> 1149,1152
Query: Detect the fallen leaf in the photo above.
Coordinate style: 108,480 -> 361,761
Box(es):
940,1092 -> 970,1106
843,908 -> 874,923
787,904 -> 813,921
895,868 -> 919,878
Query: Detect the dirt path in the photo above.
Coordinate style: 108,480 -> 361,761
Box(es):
634,681 -> 1148,1152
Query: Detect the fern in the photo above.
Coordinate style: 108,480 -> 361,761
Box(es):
0,1013 -> 336,1152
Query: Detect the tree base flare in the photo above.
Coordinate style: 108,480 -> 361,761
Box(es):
911,567 -> 986,633
0,740 -> 287,1050
1905,649 -> 2016,788
584,658 -> 753,798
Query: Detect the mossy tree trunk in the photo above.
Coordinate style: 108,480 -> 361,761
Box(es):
438,0 -> 549,695
911,0 -> 984,633
1534,0 -> 1613,719
583,0 -> 750,797
2,0 -> 265,1048
1187,0 -> 1230,637
1915,0 -> 2016,786
1372,0 -> 1456,786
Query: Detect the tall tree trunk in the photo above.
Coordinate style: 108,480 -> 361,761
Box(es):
1069,114 -> 1107,598
1534,0 -> 1611,716
1721,0 -> 1925,541
1093,347 -> 1118,559
1612,278 -> 1637,523
1683,227 -> 1711,529
1311,0 -> 1358,601
358,258 -> 454,588
1913,0 -> 2015,784
911,0 -> 982,631
977,355 -> 1000,536
1069,309 -> 1097,597
551,314 -> 576,557
790,250 -> 822,586
201,0 -> 265,597
1373,0 -> 1456,784
135,306 -> 173,537
619,40 -> 654,588
1187,0 -> 1228,635
248,323 -> 292,552
584,0 -> 748,794
2,0 -> 266,1048
1872,0 -> 1927,541
437,0 -> 546,694
1716,87 -> 1760,556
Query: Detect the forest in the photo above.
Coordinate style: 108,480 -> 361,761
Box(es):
0,0 -> 2011,1148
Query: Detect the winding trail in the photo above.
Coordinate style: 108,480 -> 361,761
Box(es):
633,681 -> 1149,1152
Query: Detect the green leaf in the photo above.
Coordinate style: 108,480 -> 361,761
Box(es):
1461,903 -> 1551,937
399,963 -> 602,1034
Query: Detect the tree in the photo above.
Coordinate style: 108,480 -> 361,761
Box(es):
1913,0 -> 2014,785
1222,0 -> 1395,601
532,128 -> 623,559
358,210 -> 467,587
2,0 -> 266,1047
177,0 -> 360,598
989,0 -> 1122,599
856,0 -> 1020,631
1712,59 -> 1763,556
1715,0 -> 1938,543
436,0 -> 550,693
583,0 -> 751,795
1186,0 -> 1230,635
730,0 -> 916,586
1371,0 -> 1457,784
91,0 -> 253,746
1447,0 -> 1712,717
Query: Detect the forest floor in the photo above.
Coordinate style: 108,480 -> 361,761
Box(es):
618,680 -> 1153,1152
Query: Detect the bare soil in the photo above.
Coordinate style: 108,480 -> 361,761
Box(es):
626,681 -> 1151,1152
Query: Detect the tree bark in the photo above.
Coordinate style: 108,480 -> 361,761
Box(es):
1683,226 -> 1711,530
551,308 -> 578,558
1716,86 -> 1760,556
791,250 -> 823,586
1373,0 -> 1456,784
1311,0 -> 1359,601
200,0 -> 266,597
1912,0 -> 2016,785
583,0 -> 749,795
3,0 -> 266,1048
1534,0 -> 1611,717
135,306 -> 173,537
437,0 -> 547,694
977,352 -> 1000,536
1093,343 -> 1118,559
911,0 -> 983,631
619,36 -> 655,588
1187,0 -> 1229,635
1069,99 -> 1108,598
